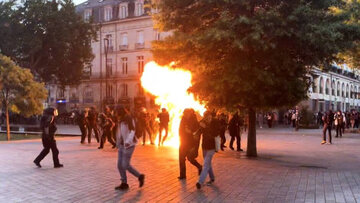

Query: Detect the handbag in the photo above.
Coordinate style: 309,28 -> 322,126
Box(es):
215,136 -> 221,152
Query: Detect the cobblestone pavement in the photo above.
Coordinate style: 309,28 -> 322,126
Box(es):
0,128 -> 360,203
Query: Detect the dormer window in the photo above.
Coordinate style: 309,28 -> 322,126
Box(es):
119,3 -> 128,19
135,0 -> 144,16
84,9 -> 92,21
104,6 -> 112,21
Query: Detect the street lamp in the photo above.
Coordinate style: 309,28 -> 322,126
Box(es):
104,38 -> 109,105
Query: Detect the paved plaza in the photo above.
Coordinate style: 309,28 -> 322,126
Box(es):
1,128 -> 360,203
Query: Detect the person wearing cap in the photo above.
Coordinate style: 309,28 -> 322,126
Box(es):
196,111 -> 219,189
34,108 -> 63,168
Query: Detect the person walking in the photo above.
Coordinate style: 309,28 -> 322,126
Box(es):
218,113 -> 228,151
87,107 -> 100,143
136,108 -> 152,145
267,113 -> 273,128
335,110 -> 343,138
178,108 -> 202,180
79,109 -> 89,144
115,106 -> 145,190
196,111 -> 219,189
158,108 -> 170,146
228,113 -> 243,151
98,107 -> 116,149
34,108 -> 63,168
321,110 -> 334,145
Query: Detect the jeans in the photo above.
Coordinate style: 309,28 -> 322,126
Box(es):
336,125 -> 342,137
323,124 -> 332,143
198,149 -> 215,184
117,145 -> 140,183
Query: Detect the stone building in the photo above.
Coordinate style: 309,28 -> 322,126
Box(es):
46,0 -> 167,113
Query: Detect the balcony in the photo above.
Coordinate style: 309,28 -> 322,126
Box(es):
135,43 -> 145,49
119,45 -> 128,51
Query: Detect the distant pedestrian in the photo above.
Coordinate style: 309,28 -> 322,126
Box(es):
321,110 -> 334,145
258,113 -> 263,128
228,113 -> 243,151
115,106 -> 145,190
34,108 -> 63,168
98,106 -> 116,149
218,113 -> 228,151
158,108 -> 170,146
267,113 -> 273,128
334,110 -> 343,138
178,108 -> 202,180
136,108 -> 152,145
87,107 -> 100,143
196,111 -> 219,189
78,109 -> 89,144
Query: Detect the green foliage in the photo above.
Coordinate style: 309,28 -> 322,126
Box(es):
0,55 -> 47,117
152,0 -> 360,111
0,0 -> 97,87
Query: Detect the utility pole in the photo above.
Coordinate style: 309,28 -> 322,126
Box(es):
104,38 -> 109,109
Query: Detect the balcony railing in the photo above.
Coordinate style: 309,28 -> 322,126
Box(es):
135,43 -> 145,49
119,45 -> 128,51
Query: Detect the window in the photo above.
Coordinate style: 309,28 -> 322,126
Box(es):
105,34 -> 113,51
137,31 -> 144,44
107,84 -> 113,97
137,56 -> 144,73
331,81 -> 335,96
119,4 -> 128,19
154,29 -> 161,40
122,57 -> 128,74
137,83 -> 144,96
106,58 -> 113,76
342,83 -> 345,97
319,77 -> 323,94
104,6 -> 112,21
346,84 -> 349,98
59,89 -> 65,98
121,33 -> 128,45
84,9 -> 92,21
122,84 -> 128,97
136,2 -> 144,16
337,82 -> 340,96
325,79 -> 330,95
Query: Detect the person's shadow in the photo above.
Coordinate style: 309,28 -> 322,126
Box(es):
107,190 -> 142,203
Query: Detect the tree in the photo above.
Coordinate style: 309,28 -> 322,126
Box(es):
152,0 -> 360,156
0,55 -> 48,140
0,0 -> 97,87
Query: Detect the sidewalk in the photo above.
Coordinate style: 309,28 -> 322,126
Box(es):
0,128 -> 359,202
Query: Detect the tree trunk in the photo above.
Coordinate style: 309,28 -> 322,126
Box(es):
246,107 -> 257,157
5,104 -> 10,141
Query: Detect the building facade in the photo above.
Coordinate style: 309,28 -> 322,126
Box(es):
307,65 -> 360,113
47,0 -> 167,113
46,0 -> 360,114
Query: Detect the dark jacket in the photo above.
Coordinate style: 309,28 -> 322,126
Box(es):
199,119 -> 219,150
158,112 -> 170,126
40,108 -> 57,141
179,115 -> 199,148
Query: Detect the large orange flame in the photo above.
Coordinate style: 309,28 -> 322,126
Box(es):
140,61 -> 206,148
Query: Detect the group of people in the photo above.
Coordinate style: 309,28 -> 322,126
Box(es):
320,110 -> 351,144
317,110 -> 360,130
74,106 -> 170,149
32,104 -> 248,191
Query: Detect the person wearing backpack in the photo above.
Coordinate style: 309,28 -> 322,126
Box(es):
33,107 -> 63,168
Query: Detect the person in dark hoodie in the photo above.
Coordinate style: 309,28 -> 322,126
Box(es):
33,107 -> 63,168
178,108 -> 202,180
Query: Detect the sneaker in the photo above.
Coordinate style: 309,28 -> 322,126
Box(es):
327,142 -> 332,145
321,141 -> 326,145
33,161 -> 41,168
54,164 -> 64,168
230,147 -> 234,150
196,183 -> 201,189
237,149 -> 244,152
115,183 -> 129,190
98,147 -> 103,149
206,179 -> 215,185
138,174 -> 145,187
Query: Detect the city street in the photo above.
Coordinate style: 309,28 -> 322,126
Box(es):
0,128 -> 360,202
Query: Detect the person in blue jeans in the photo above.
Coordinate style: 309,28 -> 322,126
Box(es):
114,106 -> 145,190
196,111 -> 219,189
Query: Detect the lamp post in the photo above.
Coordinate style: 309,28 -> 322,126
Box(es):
104,38 -> 109,106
